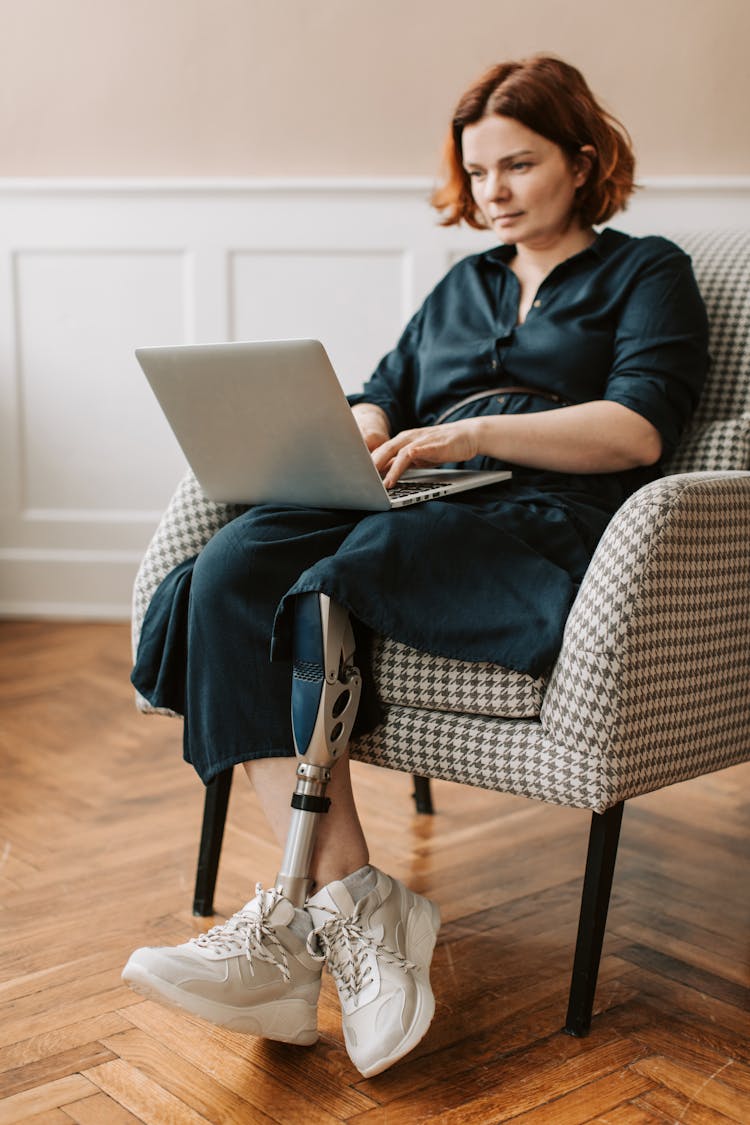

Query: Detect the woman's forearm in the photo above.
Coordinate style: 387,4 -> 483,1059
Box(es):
472,400 -> 663,473
372,399 -> 663,485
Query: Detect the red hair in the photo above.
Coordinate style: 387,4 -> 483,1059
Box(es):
431,56 -> 636,229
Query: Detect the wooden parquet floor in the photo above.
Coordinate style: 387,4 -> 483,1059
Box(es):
1,620 -> 749,1124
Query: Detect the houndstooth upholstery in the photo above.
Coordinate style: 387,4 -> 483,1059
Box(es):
666,413 -> 750,473
370,636 -> 546,718
663,229 -> 750,471
668,230 -> 750,426
133,229 -> 750,812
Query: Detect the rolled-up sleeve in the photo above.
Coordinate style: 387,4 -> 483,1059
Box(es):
347,307 -> 423,434
603,245 -> 709,458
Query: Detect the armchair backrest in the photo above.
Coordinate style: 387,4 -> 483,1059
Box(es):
665,229 -> 750,474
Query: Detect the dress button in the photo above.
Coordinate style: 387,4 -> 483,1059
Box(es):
491,359 -> 499,370
533,299 -> 542,308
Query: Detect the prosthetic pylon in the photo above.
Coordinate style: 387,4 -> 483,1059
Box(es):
274,593 -> 362,906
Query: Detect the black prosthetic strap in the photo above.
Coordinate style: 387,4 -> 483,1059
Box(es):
291,792 -> 331,814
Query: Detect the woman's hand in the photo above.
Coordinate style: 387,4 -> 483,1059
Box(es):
372,421 -> 481,488
351,403 -> 391,452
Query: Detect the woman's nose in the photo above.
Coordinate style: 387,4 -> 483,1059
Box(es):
485,171 -> 510,201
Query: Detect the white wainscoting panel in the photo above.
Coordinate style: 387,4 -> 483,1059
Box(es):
15,249 -> 190,513
230,249 -> 409,393
0,176 -> 748,619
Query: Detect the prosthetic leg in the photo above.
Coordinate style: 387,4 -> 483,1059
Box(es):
275,593 -> 362,907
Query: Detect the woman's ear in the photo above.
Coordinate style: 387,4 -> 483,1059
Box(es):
573,144 -> 597,188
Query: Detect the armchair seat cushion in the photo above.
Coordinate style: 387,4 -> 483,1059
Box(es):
370,635 -> 546,718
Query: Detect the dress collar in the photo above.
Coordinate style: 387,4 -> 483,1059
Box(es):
483,227 -> 628,268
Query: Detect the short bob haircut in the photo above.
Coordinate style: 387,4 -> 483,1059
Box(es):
432,56 -> 636,230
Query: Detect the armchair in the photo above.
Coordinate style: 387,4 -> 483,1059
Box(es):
132,228 -> 750,1038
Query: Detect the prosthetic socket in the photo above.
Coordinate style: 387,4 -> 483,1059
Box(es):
275,593 -> 362,906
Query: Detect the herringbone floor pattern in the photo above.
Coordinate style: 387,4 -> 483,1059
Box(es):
1,621 -> 749,1123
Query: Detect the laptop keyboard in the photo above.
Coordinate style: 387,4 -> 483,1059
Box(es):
386,481 -> 442,499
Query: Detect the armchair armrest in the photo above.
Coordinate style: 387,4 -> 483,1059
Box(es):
542,471 -> 750,804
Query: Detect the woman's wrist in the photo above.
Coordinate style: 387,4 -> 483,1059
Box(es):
352,402 -> 389,419
352,403 -> 391,434
470,415 -> 496,458
352,402 -> 391,452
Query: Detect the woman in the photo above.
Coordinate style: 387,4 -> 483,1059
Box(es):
124,56 -> 708,1077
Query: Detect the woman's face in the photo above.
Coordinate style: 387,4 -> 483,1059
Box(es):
461,115 -> 592,249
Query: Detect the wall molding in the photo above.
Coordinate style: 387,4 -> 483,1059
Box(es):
1,176 -> 748,621
2,174 -> 750,193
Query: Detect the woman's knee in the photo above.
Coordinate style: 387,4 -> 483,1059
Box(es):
191,522 -> 249,605
189,511 -> 304,610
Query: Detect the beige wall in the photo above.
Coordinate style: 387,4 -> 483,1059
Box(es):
2,0 -> 749,178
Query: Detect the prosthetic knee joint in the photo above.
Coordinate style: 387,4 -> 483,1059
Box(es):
275,593 -> 361,906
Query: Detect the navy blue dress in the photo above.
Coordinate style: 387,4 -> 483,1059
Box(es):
133,229 -> 709,784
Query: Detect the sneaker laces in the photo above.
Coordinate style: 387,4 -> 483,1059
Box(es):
192,883 -> 292,981
307,901 -> 417,1002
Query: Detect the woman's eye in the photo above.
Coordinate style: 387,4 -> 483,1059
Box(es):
466,170 -> 485,180
511,162 -> 531,172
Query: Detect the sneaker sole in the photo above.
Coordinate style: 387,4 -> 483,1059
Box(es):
122,961 -> 319,1046
356,896 -> 441,1078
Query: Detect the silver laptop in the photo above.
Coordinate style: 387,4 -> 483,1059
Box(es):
135,339 -> 510,510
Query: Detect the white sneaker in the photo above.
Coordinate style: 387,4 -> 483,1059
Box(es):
122,884 -> 322,1045
307,867 -> 441,1077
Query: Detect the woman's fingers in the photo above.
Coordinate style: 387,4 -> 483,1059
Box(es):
373,432 -> 425,481
374,422 -> 480,486
382,444 -> 424,488
371,430 -> 412,465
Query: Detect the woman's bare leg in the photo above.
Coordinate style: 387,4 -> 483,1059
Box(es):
244,752 -> 369,892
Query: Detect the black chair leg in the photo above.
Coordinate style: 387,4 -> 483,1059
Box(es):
193,767 -> 233,916
564,800 -> 625,1037
412,774 -> 434,814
